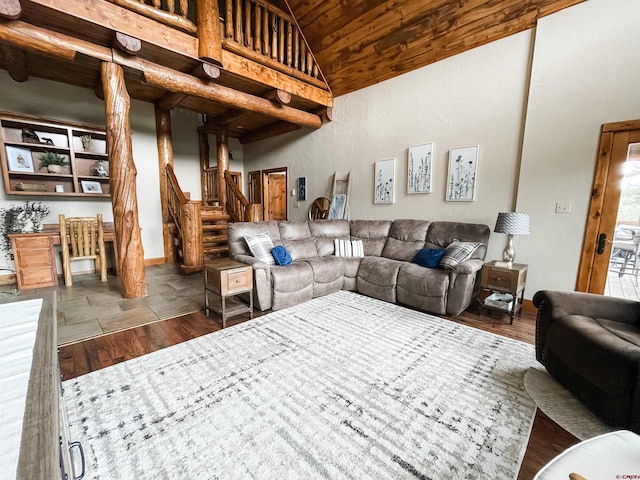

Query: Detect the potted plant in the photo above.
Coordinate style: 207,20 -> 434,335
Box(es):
0,201 -> 50,263
38,151 -> 69,174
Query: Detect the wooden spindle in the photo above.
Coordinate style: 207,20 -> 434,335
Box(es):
293,28 -> 299,69
313,64 -> 318,78
300,41 -> 306,73
306,52 -> 312,74
271,12 -> 277,59
152,0 -> 160,7
234,0 -> 242,43
244,0 -> 253,47
254,4 -> 262,52
286,21 -> 292,66
179,0 -> 188,17
225,0 -> 233,38
278,17 -> 284,63
167,0 -> 175,14
262,9 -> 269,56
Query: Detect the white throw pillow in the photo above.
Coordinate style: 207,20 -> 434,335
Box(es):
334,239 -> 364,258
245,232 -> 275,265
439,241 -> 482,270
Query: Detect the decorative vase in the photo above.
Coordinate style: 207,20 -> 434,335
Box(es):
47,164 -> 62,174
90,159 -> 108,177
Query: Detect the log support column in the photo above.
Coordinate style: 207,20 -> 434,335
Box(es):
155,105 -> 175,264
216,127 -> 229,212
101,61 -> 147,299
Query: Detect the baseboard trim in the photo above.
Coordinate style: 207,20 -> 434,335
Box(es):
144,257 -> 166,266
522,299 -> 535,313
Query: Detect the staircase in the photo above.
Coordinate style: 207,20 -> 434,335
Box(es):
202,205 -> 231,260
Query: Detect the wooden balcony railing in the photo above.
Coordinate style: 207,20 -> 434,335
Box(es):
108,0 -> 325,88
166,165 -> 203,270
224,170 -> 261,222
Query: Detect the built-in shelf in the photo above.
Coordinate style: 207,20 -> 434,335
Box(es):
0,112 -> 111,198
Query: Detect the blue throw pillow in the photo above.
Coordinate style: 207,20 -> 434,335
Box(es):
413,248 -> 446,268
272,245 -> 292,266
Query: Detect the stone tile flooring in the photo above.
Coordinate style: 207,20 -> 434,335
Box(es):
1,264 -> 205,346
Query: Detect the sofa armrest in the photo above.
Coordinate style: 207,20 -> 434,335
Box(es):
532,290 -> 640,362
450,258 -> 484,275
233,254 -> 271,269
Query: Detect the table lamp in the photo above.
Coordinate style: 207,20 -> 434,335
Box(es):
494,212 -> 530,267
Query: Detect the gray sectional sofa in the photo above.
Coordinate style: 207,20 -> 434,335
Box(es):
227,219 -> 490,316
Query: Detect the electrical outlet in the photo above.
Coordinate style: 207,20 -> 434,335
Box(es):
555,201 -> 572,214
293,202 -> 300,208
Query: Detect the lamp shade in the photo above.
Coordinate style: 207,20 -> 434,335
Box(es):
494,212 -> 530,235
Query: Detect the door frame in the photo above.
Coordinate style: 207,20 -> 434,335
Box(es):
577,119 -> 640,292
262,167 -> 288,221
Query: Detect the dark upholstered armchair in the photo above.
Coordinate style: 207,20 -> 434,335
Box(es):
533,290 -> 640,433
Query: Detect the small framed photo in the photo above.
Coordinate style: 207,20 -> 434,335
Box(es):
81,180 -> 103,194
407,142 -> 433,194
374,158 -> 396,204
6,146 -> 34,172
298,177 -> 306,201
446,145 -> 479,202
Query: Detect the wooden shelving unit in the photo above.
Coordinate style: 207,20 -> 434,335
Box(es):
0,112 -> 110,198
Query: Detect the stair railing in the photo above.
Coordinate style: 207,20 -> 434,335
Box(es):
166,164 -> 203,270
224,170 -> 261,222
203,166 -> 219,205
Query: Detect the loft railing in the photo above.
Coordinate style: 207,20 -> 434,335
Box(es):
166,165 -> 203,270
203,166 -> 219,205
224,170 -> 261,222
108,0 -> 325,87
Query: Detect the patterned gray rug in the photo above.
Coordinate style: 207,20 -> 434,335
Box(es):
64,291 -> 537,479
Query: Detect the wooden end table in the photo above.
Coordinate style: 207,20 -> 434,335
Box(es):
479,260 -> 528,324
204,258 -> 253,328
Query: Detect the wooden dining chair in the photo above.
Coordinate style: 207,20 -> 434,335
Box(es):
59,214 -> 107,287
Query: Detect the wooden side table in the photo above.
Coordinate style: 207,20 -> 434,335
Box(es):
204,258 -> 253,328
479,260 -> 528,324
9,233 -> 58,290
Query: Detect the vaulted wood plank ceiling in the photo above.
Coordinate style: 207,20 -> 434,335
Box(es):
287,0 -> 586,97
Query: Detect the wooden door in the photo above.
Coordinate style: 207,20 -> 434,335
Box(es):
577,120 -> 640,293
262,168 -> 287,221
248,170 -> 261,204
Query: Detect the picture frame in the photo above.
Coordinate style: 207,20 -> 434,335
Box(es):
81,180 -> 103,194
446,145 -> 479,201
374,158 -> 396,204
407,142 -> 433,194
6,146 -> 34,172
298,177 -> 306,201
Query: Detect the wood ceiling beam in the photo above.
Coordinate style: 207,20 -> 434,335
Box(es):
0,43 -> 28,81
198,110 -> 249,131
29,0 -> 333,107
113,52 -> 322,129
239,122 -> 301,144
265,89 -> 292,105
0,0 -> 21,19
157,92 -> 188,110
192,62 -> 221,80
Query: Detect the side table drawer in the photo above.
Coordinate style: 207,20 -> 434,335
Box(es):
482,268 -> 513,290
223,268 -> 252,295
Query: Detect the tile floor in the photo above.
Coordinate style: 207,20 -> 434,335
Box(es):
0,264 -> 205,345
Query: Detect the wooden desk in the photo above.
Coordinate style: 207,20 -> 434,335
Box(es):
9,223 -> 117,290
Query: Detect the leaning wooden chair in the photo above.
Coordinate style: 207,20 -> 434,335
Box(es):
59,213 -> 107,286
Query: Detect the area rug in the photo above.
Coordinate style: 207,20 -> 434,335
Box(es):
524,365 -> 616,440
64,290 -> 537,480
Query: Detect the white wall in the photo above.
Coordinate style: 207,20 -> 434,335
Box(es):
244,30 -> 534,265
517,0 -> 640,295
243,0 -> 640,300
0,70 -> 200,270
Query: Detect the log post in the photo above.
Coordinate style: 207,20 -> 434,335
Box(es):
217,127 -> 229,213
199,130 -> 210,201
0,0 -> 21,19
0,44 -> 28,81
155,105 -> 175,264
101,61 -> 147,299
196,0 -> 223,67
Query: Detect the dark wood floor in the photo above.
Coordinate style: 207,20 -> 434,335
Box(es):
59,301 -> 578,480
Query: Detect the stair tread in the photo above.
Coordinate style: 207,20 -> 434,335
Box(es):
204,246 -> 229,254
202,224 -> 228,231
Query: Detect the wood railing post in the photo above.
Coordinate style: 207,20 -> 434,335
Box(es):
101,61 -> 147,299
181,201 -> 203,269
155,105 -> 175,264
199,130 -> 210,202
217,127 -> 230,212
196,0 -> 223,67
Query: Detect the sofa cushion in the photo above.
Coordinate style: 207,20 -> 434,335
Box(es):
228,221 -> 281,257
357,257 -> 404,303
244,232 -> 276,265
439,241 -> 482,270
413,248 -> 446,268
397,263 -> 450,314
305,256 -> 345,297
382,219 -> 431,261
425,221 -> 490,260
270,262 -> 314,311
309,219 -> 351,256
350,220 -> 392,256
279,221 -> 318,260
